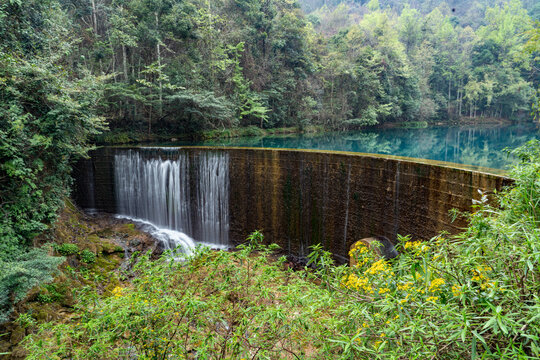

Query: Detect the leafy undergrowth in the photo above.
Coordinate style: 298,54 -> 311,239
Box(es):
22,231 -> 540,359
21,141 -> 540,359
0,203 -> 156,359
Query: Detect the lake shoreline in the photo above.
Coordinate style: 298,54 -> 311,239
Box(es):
96,118 -> 531,146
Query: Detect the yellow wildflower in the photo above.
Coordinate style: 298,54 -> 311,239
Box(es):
379,287 -> 390,294
397,282 -> 413,291
341,274 -> 374,294
480,281 -> 495,290
365,259 -> 390,276
111,286 -> 123,297
429,278 -> 445,292
404,240 -> 430,254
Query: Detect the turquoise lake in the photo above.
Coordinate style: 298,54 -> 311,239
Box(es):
168,124 -> 540,170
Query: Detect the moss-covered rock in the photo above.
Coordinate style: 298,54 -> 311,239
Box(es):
101,240 -> 123,254
118,223 -> 137,237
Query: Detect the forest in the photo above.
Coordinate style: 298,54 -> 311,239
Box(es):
1,0 -> 540,358
2,0 -> 539,137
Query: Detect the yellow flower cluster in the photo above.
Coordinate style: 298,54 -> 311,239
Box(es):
365,259 -> 394,277
343,249 -> 396,295
112,286 -> 123,298
349,241 -> 374,267
341,274 -> 374,294
452,284 -> 461,297
395,276 -> 447,306
373,333 -> 387,350
355,257 -> 370,267
471,265 -> 495,290
378,287 -> 390,295
404,240 -> 430,254
399,294 -> 413,304
472,265 -> 491,281
397,281 -> 413,291
349,242 -> 369,257
428,278 -> 445,292
480,281 -> 495,290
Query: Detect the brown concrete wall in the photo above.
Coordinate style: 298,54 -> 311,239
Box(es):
223,148 -> 511,261
75,147 -> 512,261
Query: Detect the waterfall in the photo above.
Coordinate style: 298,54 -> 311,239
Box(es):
196,151 -> 229,246
114,149 -> 230,251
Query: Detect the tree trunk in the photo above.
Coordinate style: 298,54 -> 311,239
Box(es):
131,51 -> 135,78
148,107 -> 152,137
122,44 -> 128,81
329,76 -> 334,127
457,89 -> 461,116
448,77 -> 451,112
155,12 -> 163,117
91,0 -> 98,34
111,44 -> 116,82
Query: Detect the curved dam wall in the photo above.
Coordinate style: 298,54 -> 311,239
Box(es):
74,147 -> 512,261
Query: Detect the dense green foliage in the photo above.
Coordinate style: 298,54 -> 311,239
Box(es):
62,0 -> 316,133
305,0 -> 539,123
23,143 -> 540,358
4,0 -> 533,137
0,248 -> 64,323
300,0 -> 540,23
524,20 -> 540,118
0,0 -> 105,321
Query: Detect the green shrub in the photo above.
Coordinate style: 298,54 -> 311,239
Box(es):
35,293 -> 53,304
242,125 -> 265,137
36,283 -> 66,304
99,131 -> 141,144
79,250 -> 96,264
0,248 -> 64,323
55,243 -> 79,256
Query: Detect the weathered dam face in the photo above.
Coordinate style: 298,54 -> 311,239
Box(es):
74,147 -> 512,261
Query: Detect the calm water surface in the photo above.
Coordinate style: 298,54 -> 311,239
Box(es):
168,124 -> 540,170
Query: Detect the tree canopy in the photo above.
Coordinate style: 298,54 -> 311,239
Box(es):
2,0 -> 533,137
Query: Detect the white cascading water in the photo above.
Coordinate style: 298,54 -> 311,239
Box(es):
197,151 -> 229,246
114,149 -> 229,254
